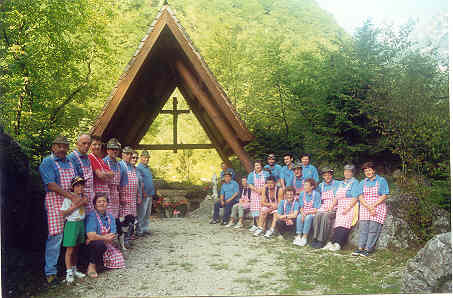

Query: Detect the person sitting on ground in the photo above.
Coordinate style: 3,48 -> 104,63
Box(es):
352,162 -> 389,257
60,176 -> 89,283
227,177 -> 251,228
300,153 -> 319,184
254,176 -> 283,236
264,153 -> 282,183
294,179 -> 321,246
247,160 -> 270,232
265,186 -> 299,238
85,193 -> 125,278
210,171 -> 239,224
323,164 -> 360,251
310,167 -> 340,249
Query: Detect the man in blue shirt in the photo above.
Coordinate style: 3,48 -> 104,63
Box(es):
265,186 -> 300,238
264,153 -> 282,180
279,153 -> 295,190
300,153 -> 319,183
136,150 -> 155,236
39,135 -> 87,284
210,172 -> 239,225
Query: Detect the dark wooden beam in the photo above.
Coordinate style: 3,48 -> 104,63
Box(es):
160,110 -> 190,114
135,144 -> 215,150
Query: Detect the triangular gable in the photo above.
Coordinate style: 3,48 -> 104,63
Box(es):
91,6 -> 253,171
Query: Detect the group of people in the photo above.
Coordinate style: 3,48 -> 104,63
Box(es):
39,134 -> 155,284
210,153 -> 389,256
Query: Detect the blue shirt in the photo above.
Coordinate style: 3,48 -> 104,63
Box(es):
339,177 -> 360,198
136,163 -> 155,196
293,175 -> 304,190
247,170 -> 270,185
280,165 -> 295,187
277,199 -> 300,215
317,179 -> 340,196
103,156 -> 128,187
85,211 -> 117,234
67,150 -> 91,179
302,164 -> 319,183
298,191 -> 321,209
220,180 -> 239,201
220,168 -> 235,180
358,175 -> 390,196
264,164 -> 282,179
39,154 -> 75,192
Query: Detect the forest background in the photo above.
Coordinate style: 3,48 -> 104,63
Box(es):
0,0 -> 449,240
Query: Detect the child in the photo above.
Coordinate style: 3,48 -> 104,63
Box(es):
60,176 -> 89,283
227,177 -> 251,228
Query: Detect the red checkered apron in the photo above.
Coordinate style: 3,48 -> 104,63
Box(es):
45,157 -> 75,236
73,151 -> 95,212
293,175 -> 304,196
250,172 -> 266,215
119,161 -> 138,217
334,181 -> 355,229
302,192 -> 316,214
94,212 -> 125,269
239,188 -> 250,209
89,153 -> 111,201
319,183 -> 336,212
360,180 -> 387,224
283,199 -> 296,225
105,158 -> 120,218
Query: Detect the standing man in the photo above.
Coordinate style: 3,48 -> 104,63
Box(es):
39,135 -> 87,284
136,150 -> 155,236
68,133 -> 95,212
210,172 -> 239,225
264,153 -> 282,180
293,162 -> 305,197
279,153 -> 295,191
300,153 -> 319,184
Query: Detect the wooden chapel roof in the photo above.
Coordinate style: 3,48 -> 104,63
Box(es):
90,5 -> 253,170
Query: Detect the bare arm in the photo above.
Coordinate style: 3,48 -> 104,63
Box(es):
61,200 -> 84,217
87,231 -> 115,242
226,192 -> 239,203
48,182 -> 81,204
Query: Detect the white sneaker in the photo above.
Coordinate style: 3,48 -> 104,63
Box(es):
253,228 -> 263,236
322,242 -> 333,250
249,225 -> 258,232
233,222 -> 243,229
225,222 -> 234,228
329,242 -> 341,251
65,273 -> 74,283
293,237 -> 301,245
264,229 -> 274,238
73,269 -> 86,278
299,237 -> 308,246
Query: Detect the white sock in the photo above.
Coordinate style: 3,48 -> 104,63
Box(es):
67,269 -> 73,275
71,266 -> 77,272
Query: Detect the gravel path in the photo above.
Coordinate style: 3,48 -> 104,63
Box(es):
37,214 -> 304,297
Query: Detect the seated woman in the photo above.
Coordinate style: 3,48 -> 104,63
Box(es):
85,193 -> 125,278
323,164 -> 360,251
228,177 -> 251,228
254,176 -> 282,236
294,179 -> 320,246
352,162 -> 390,257
265,186 -> 299,238
310,167 -> 340,249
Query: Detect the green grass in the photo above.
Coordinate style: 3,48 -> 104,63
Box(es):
246,258 -> 258,266
278,247 -> 417,295
180,262 -> 195,272
209,263 -> 229,270
237,268 -> 252,274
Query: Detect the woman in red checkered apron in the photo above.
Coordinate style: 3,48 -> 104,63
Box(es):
94,210 -> 125,269
104,152 -> 121,219
73,150 -> 95,212
353,162 -> 390,256
247,160 -> 270,232
254,176 -> 281,236
311,166 -> 339,248
323,164 -> 360,251
88,136 -> 113,206
119,159 -> 138,218
294,179 -> 320,246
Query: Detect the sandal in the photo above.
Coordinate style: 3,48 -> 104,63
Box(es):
87,271 -> 98,278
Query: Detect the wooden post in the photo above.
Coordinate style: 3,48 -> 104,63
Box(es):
175,60 -> 252,172
172,97 -> 178,153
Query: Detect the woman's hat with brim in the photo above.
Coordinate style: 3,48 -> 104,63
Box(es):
122,146 -> 134,154
344,164 -> 355,171
71,176 -> 85,187
52,135 -> 70,145
320,166 -> 334,174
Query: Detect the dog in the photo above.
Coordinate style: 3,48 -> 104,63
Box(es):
117,215 -> 135,250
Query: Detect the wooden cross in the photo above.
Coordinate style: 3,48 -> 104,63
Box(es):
160,97 -> 190,153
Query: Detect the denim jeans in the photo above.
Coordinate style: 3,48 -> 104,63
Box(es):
137,196 -> 151,233
44,233 -> 64,276
358,220 -> 382,251
296,214 -> 314,235
213,200 -> 235,222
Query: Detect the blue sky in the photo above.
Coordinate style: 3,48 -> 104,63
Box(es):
315,0 -> 448,34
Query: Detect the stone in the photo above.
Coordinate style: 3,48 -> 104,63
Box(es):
401,232 -> 452,293
432,208 -> 451,235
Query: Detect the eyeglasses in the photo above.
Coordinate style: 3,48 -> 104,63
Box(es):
131,157 -> 138,159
